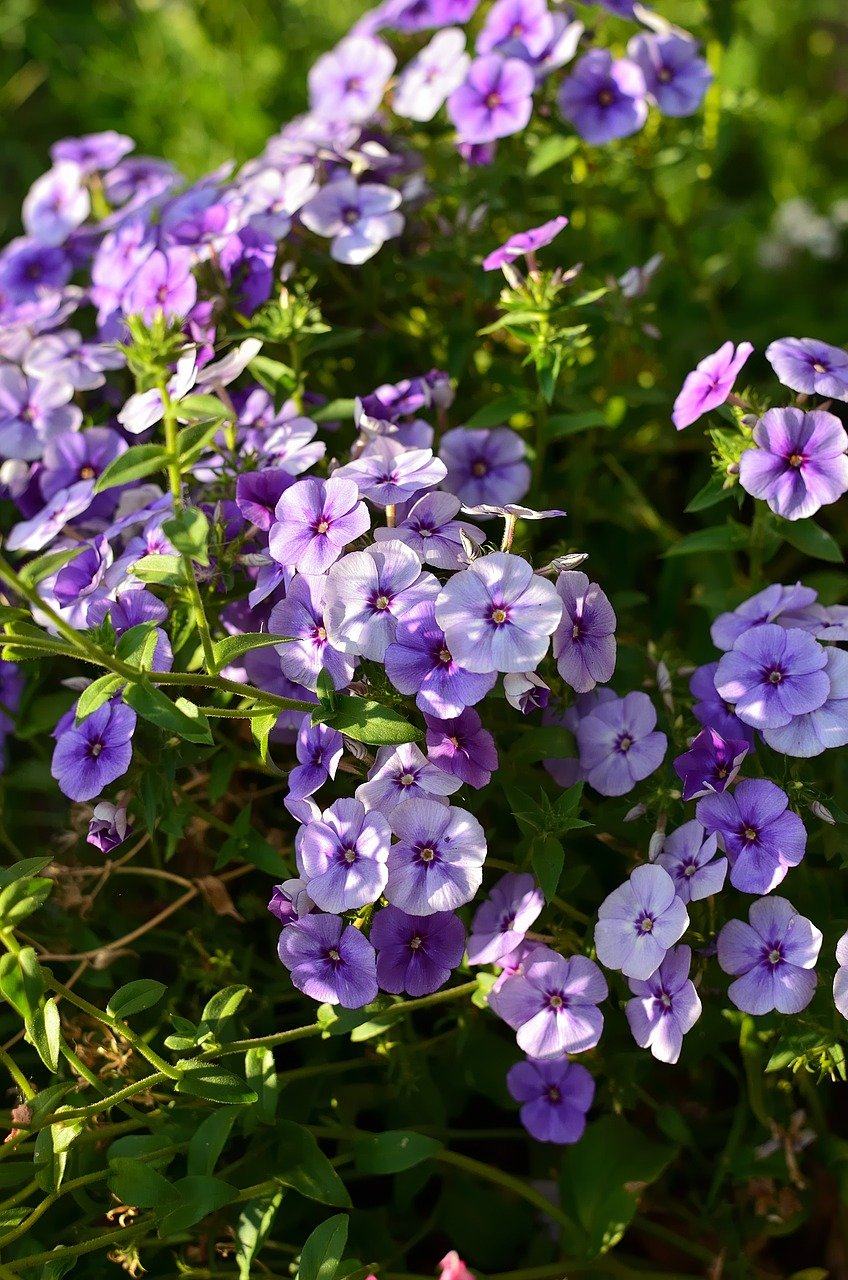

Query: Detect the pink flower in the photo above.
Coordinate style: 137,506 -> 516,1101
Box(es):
439,1253 -> 475,1280
672,340 -> 754,431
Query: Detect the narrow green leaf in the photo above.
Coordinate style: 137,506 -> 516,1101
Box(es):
187,1107 -> 240,1176
353,1130 -> 442,1175
664,522 -> 749,558
276,1120 -> 352,1208
27,999 -> 61,1073
319,698 -> 420,746
123,683 -> 214,745
94,445 -> 168,493
527,134 -> 579,176
163,507 -> 210,565
530,834 -> 565,904
131,554 -> 184,585
211,632 -> 290,672
236,1190 -> 284,1280
176,1066 -> 258,1105
298,1215 -> 349,1280
75,674 -> 125,722
107,979 -> 167,1021
463,395 -> 525,430
685,474 -> 732,513
778,517 -> 844,564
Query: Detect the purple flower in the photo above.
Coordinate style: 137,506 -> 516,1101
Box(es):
696,778 -> 806,895
714,623 -> 829,730
325,541 -> 438,662
235,469 -> 294,532
628,34 -> 712,117
425,708 -> 498,789
371,905 -> 466,995
23,163 -> 90,245
40,427 -> 126,503
489,947 -> 607,1056
0,368 -> 82,461
447,54 -> 536,144
53,536 -> 113,627
763,646 -> 848,757
576,691 -> 666,796
625,945 -> 702,1064
24,330 -> 124,391
278,913 -> 378,1008
86,801 -> 130,854
482,216 -> 568,272
6,481 -> 94,552
51,699 -> 137,802
285,721 -> 344,823
308,36 -> 396,122
689,661 -> 756,745
834,931 -> 848,1020
335,439 -> 447,506
385,796 -> 487,914
270,575 -> 357,692
717,896 -> 821,1015
507,1056 -> 594,1145
504,671 -> 550,714
125,248 -> 197,322
477,0 -> 555,59
439,426 -> 530,507
552,570 -> 616,694
268,477 -> 370,576
393,29 -> 471,121
654,819 -> 727,904
385,599 -> 496,717
558,50 -> 647,145
300,179 -> 403,266
467,872 -> 544,964
374,492 -> 485,569
672,340 -> 753,431
0,239 -> 72,304
357,741 -> 461,814
739,408 -> 848,521
766,337 -> 848,402
595,864 -> 689,981
268,878 -> 314,925
296,797 -> 391,913
435,552 -> 562,675
673,728 -> 749,802
711,583 -> 819,652
51,131 -> 134,174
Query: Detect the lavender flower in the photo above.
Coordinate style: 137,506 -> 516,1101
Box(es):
374,492 -> 485,569
766,337 -> 848,401
696,778 -> 806,895
6,481 -> 94,552
834,931 -> 848,1020
300,179 -> 404,265
576,691 -> 666,796
503,671 -> 550,713
308,36 -> 396,122
23,163 -> 90,245
467,872 -> 544,965
385,599 -> 496,717
739,408 -> 848,521
0,368 -> 82,461
558,50 -> 647,145
235,470 -> 294,532
717,897 -> 821,1015
447,53 -> 536,144
489,947 -> 608,1056
439,426 -> 530,508
477,0 -> 554,60
671,340 -> 753,431
628,34 -> 711,117
270,575 -> 356,692
594,864 -> 689,981
482,216 -> 568,272
552,570 -> 616,694
714,623 -> 829,730
673,728 -> 749,802
51,700 -> 137,802
424,708 -> 498,788
371,905 -> 466,995
296,797 -> 391,913
125,247 -> 197,322
325,541 -> 438,662
689,661 -> 756,745
278,913 -> 378,1008
654,819 -> 727,904
357,741 -> 461,814
0,239 -> 72,304
40,427 -> 125,503
507,1057 -> 594,1144
393,28 -> 471,121
435,551 -> 562,674
86,801 -> 130,854
268,878 -> 314,925
710,583 -> 819,652
335,439 -> 447,505
625,945 -> 702,1064
763,646 -> 848,757
52,130 -> 134,173
385,796 -> 487,914
285,722 -> 345,823
268,477 -> 370,576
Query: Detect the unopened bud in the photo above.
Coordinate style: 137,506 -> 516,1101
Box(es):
810,799 -> 836,826
623,803 -> 646,823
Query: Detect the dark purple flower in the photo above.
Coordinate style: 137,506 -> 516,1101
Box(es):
324,541 -> 438,663
385,599 -> 496,717
270,575 -> 357,693
308,35 -> 396,122
0,238 -> 72,304
672,340 -> 753,431
477,0 -> 555,60
717,896 -> 821,1015
86,801 -> 130,854
739,408 -> 848,520
425,708 -> 499,788
654,819 -> 727,904
385,796 -> 487,914
628,34 -> 711,117
371,905 -> 466,995
489,946 -> 607,1056
714,623 -> 829,730
268,877 -> 314,925
576,691 -> 666,796
235,469 -> 295,532
689,661 -> 756,745
482,215 -> 568,271
503,671 -> 550,713
51,131 -> 134,174
467,872 -> 544,965
125,247 -> 197,322
552,570 -> 616,693
40,427 -> 126,505
595,864 -> 689,981
51,699 -> 137,801
357,742 -> 461,814
766,337 -> 848,402
696,778 -> 806,895
278,912 -> 378,1008
673,728 -> 749,802
374,492 -> 485,569
52,535 -> 113,626
296,797 -> 391,913
285,721 -> 344,823
439,426 -> 530,508
763,646 -> 848,757
625,945 -> 702,1064
558,50 -> 647,144
268,477 -> 370,576
447,53 -> 536,144
507,1056 -> 594,1144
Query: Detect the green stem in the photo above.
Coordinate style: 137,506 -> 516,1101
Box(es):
44,978 -> 178,1079
436,1148 -> 572,1233
0,1050 -> 33,1101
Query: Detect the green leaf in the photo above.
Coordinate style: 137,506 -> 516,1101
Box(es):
201,984 -> 250,1030
115,621 -> 162,668
18,546 -> 85,587
511,726 -> 575,765
0,947 -> 43,1020
0,858 -> 52,889
298,1214 -> 349,1280
123,682 -> 214,745
530,834 -> 564,903
176,1067 -> 258,1106
187,1107 -> 240,1176
108,1157 -> 174,1209
276,1120 -> 352,1208
312,398 -> 355,423
251,710 -> 279,769
558,1117 -> 675,1258
664,522 -> 749,558
216,804 -> 283,875
75,674 -> 125,722
27,999 -> 61,1073
527,134 -> 579,176
131,554 -> 184,585
211,632 -> 290,672
107,979 -> 166,1021
236,1190 -> 284,1280
34,1118 -> 81,1192
685,474 -> 732,513
177,393 -> 230,423
463,395 -> 525,430
163,507 -> 210,565
319,698 -> 420,746
0,876 -> 52,926
777,517 -> 844,564
245,1046 -> 278,1124
177,419 -> 225,466
353,1130 -> 442,1175
94,444 -> 168,493
545,410 -> 609,439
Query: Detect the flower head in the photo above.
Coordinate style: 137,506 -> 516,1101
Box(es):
717,896 -> 821,1015
739,408 -> 848,521
489,946 -> 608,1056
595,864 -> 689,981
553,570 -> 616,694
439,425 -> 530,509
672,340 -> 753,431
558,50 -> 647,144
628,34 -> 711,117
308,35 -> 396,122
51,699 -> 137,802
763,646 -> 848,757
673,727 -> 749,802
300,178 -> 403,265
87,801 -> 130,854
689,661 -> 756,745
23,163 -> 90,245
278,912 -> 378,1008
269,477 -> 370,576
482,215 -> 568,273
335,439 -> 447,506
325,541 -> 438,662
424,708 -> 498,788
374,492 -> 485,569
576,690 -> 667,796
393,28 -> 471,121
296,797 -> 391,913
714,623 -> 829,730
654,819 -> 727,904
507,1056 -> 595,1144
766,337 -> 848,401
467,872 -> 544,965
447,53 -> 536,144
625,945 -> 702,1064
270,575 -> 356,692
696,778 -> 806,895
386,796 -> 487,914
371,905 -> 466,995
385,599 -> 496,717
